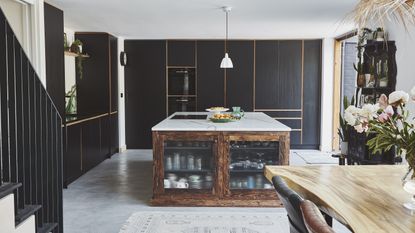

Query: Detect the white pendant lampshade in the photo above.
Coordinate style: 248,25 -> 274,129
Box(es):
220,53 -> 233,68
220,6 -> 233,69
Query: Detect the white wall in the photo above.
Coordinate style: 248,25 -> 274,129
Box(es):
64,28 -> 76,93
386,21 -> 415,114
118,38 -> 126,151
0,0 -> 24,43
320,38 -> 335,152
0,0 -> 46,85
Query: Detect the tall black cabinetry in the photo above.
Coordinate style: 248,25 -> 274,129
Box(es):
124,40 -> 166,149
125,40 -> 322,149
63,32 -> 119,186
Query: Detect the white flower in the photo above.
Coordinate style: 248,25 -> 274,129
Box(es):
389,91 -> 410,106
344,111 -> 357,126
361,104 -> 380,120
345,105 -> 360,115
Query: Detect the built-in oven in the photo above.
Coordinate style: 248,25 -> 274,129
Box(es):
168,68 -> 196,95
167,68 -> 196,115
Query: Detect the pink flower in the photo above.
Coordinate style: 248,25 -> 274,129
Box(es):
385,105 -> 394,116
354,124 -> 367,133
379,94 -> 388,109
378,113 -> 389,123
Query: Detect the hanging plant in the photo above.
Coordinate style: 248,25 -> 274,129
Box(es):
70,39 -> 85,79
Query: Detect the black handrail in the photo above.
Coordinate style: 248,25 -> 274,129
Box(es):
0,8 -> 63,233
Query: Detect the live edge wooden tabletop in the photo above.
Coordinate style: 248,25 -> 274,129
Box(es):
264,165 -> 415,233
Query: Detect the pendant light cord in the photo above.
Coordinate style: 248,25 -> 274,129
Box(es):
225,10 -> 228,53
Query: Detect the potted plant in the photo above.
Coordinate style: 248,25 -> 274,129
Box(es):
355,28 -> 372,87
70,39 -> 83,54
65,85 -> 77,115
70,39 -> 85,79
374,27 -> 385,41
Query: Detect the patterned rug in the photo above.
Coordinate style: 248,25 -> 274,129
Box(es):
119,211 -> 289,233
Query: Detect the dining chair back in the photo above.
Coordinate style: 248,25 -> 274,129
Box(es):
300,200 -> 336,233
272,176 -> 308,233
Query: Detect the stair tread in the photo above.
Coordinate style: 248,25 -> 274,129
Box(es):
37,223 -> 58,233
15,205 -> 42,226
0,183 -> 22,199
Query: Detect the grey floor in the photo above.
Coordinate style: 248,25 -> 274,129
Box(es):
63,150 -> 348,233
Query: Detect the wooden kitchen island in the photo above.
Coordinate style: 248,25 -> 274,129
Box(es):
151,112 -> 291,207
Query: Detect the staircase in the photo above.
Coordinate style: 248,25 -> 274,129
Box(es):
0,6 -> 63,233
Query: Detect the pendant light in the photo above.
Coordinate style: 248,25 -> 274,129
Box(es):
220,6 -> 233,69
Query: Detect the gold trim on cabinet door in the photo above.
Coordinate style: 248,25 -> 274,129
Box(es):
301,40 -> 305,144
253,40 -> 256,110
165,40 -> 169,117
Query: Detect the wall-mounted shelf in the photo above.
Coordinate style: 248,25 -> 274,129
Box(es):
64,51 -> 90,58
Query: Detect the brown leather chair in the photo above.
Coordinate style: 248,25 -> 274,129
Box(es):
300,200 -> 335,233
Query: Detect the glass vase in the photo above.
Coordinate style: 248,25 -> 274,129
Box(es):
402,168 -> 415,211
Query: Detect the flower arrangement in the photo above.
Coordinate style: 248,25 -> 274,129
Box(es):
344,87 -> 415,178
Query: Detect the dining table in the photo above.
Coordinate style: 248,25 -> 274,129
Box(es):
264,165 -> 415,233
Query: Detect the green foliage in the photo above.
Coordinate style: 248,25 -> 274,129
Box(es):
366,103 -> 415,177
338,96 -> 353,142
65,85 -> 77,115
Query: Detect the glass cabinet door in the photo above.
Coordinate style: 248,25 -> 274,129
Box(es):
228,141 -> 279,190
163,140 -> 215,190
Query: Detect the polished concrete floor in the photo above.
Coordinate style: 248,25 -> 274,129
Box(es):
63,150 -> 347,233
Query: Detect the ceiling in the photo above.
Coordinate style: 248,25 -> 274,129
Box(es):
46,0 -> 358,39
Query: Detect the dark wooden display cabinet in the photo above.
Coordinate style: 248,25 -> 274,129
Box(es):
151,131 -> 290,207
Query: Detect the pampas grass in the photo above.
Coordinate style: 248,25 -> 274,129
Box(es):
350,0 -> 415,29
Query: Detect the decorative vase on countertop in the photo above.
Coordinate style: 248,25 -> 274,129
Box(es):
231,107 -> 245,119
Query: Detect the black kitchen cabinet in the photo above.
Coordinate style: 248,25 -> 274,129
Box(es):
100,115 -> 111,158
125,40 -> 166,149
226,41 -> 254,111
124,40 -> 321,150
302,40 -> 322,148
278,40 -> 302,109
255,41 -> 279,109
197,40 -> 225,110
255,40 -> 319,148
167,40 -> 196,67
75,33 -> 110,116
65,124 -> 82,186
44,3 -> 65,117
82,118 -> 101,171
110,113 -> 119,155
110,36 -> 118,112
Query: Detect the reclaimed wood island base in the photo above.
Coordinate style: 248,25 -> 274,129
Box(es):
151,112 -> 291,207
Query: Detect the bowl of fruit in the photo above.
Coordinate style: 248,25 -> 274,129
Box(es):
209,113 -> 237,123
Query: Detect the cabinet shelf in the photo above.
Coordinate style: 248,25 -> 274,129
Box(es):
165,146 -> 211,150
230,147 -> 277,150
165,169 -> 212,173
230,170 -> 263,173
64,51 -> 90,58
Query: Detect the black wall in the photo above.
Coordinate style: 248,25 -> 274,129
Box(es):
44,3 -> 65,117
124,40 -> 322,149
125,40 -> 166,149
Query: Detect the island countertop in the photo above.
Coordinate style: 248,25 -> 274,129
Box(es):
152,112 -> 291,132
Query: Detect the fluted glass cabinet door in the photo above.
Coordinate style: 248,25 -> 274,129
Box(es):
163,140 -> 215,190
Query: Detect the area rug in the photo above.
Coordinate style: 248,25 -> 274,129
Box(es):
119,211 -> 289,233
294,151 -> 338,164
